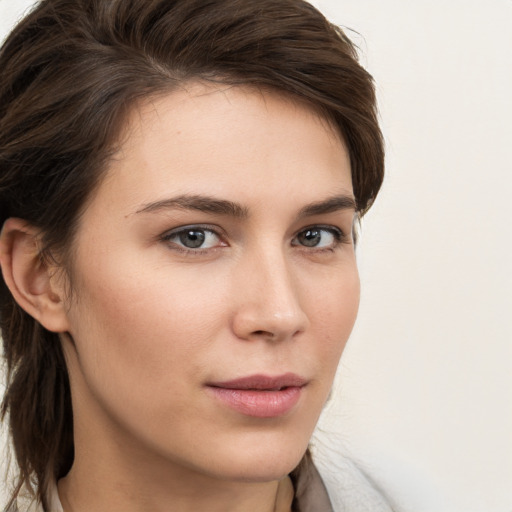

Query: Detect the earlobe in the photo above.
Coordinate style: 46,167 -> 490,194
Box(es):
0,218 -> 70,333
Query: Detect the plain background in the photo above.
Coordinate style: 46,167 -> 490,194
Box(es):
1,1 -> 511,511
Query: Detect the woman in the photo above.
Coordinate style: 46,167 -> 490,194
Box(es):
0,0 -> 386,510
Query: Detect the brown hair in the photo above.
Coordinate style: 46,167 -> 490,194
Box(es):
0,0 -> 384,509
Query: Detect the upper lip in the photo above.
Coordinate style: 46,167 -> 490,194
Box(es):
206,373 -> 307,391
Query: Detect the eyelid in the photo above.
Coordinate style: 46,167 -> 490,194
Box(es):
160,223 -> 222,238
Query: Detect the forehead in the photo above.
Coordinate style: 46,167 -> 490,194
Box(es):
90,82 -> 352,217
120,81 -> 346,159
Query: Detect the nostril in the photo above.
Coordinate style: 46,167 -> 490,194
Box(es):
252,330 -> 275,338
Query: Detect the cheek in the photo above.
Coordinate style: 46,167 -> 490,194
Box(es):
63,266 -> 230,454
306,265 -> 360,374
68,267 -> 224,375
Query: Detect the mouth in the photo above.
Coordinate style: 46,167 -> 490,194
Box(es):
205,373 -> 307,418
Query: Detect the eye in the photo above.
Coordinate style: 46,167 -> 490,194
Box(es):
292,226 -> 343,249
162,226 -> 224,251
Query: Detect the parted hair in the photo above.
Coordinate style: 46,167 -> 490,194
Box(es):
0,0 -> 384,510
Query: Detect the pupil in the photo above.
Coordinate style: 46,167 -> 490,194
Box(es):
300,229 -> 321,247
180,230 -> 205,248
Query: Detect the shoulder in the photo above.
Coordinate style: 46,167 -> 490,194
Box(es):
9,483 -> 62,512
9,492 -> 42,512
314,456 -> 394,512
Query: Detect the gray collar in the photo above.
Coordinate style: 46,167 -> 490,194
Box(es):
294,460 -> 334,512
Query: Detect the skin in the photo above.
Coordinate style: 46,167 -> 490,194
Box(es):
1,83 -> 359,512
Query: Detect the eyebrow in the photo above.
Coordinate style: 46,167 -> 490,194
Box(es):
135,194 -> 249,218
135,193 -> 356,218
297,194 -> 357,218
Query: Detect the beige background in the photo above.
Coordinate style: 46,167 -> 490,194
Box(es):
1,1 -> 511,511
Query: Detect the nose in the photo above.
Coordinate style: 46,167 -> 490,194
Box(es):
230,248 -> 309,342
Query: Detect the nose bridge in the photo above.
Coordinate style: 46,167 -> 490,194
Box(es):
232,242 -> 309,341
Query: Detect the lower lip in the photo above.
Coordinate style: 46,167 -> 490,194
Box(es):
206,386 -> 303,418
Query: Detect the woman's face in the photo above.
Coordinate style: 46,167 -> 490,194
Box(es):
60,83 -> 359,482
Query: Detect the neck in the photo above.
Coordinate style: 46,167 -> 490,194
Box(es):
59,471 -> 292,512
59,410 -> 293,512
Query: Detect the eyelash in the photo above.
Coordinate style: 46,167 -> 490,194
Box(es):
160,224 -> 348,255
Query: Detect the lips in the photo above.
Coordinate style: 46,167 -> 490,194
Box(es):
205,373 -> 307,418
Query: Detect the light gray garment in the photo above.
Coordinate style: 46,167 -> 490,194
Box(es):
315,456 -> 394,512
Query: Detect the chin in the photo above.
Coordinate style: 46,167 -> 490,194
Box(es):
202,437 -> 309,483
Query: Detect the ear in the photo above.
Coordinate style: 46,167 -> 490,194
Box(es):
0,218 -> 70,333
